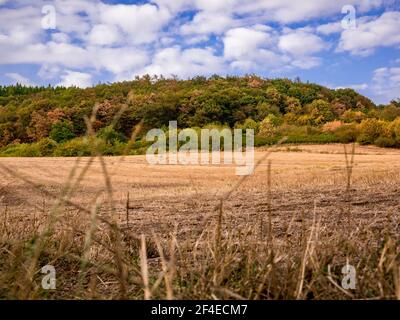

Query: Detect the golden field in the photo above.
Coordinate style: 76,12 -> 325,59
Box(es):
0,144 -> 399,299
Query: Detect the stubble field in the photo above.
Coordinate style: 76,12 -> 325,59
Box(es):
0,144 -> 399,299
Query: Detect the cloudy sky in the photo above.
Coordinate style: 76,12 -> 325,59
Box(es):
0,0 -> 399,104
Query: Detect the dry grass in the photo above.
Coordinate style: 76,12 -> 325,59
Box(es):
0,143 -> 399,300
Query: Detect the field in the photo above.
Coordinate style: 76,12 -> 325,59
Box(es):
0,144 -> 399,299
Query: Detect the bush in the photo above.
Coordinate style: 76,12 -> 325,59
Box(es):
238,118 -> 259,133
374,137 -> 397,148
258,117 -> 276,137
306,99 -> 335,125
97,126 -> 127,144
277,124 -> 320,137
357,119 -> 385,145
357,134 -> 372,145
0,138 -> 57,157
50,120 -> 76,143
333,124 -> 359,143
388,117 -> 400,143
254,135 -> 280,147
340,110 -> 366,123
255,102 -> 281,120
52,137 -> 121,157
265,113 -> 283,127
36,138 -> 58,156
286,133 -> 338,144
322,121 -> 343,133
296,114 -> 314,126
127,140 -> 153,155
53,137 -> 93,157
0,143 -> 40,157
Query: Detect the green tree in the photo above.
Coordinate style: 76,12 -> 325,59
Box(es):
306,99 -> 335,125
97,125 -> 127,144
50,120 -> 76,143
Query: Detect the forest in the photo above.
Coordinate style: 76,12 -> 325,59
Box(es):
1,75 -> 400,157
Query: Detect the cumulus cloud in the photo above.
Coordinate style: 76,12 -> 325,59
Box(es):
316,22 -> 342,35
93,47 -> 149,76
223,25 -> 326,72
57,70 -> 93,88
223,26 -> 288,72
338,11 -> 400,56
235,0 -> 383,24
88,24 -> 121,46
279,29 -> 327,56
224,26 -> 273,60
181,11 -> 235,35
138,46 -> 225,78
97,3 -> 172,44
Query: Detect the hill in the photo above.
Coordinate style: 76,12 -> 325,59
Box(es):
1,75 -> 400,156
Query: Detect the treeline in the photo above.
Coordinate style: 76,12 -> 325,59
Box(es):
0,75 -> 400,156
0,84 -> 51,97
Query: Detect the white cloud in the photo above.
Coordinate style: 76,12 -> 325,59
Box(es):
184,35 -> 209,45
338,11 -> 400,56
181,11 -> 235,35
0,0 -> 397,89
51,33 -> 71,43
98,3 -> 171,44
194,0 -> 237,12
335,83 -> 369,90
88,24 -> 121,46
223,25 -> 326,72
371,67 -> 400,103
276,29 -> 327,69
57,70 -> 93,88
236,0 -> 383,24
151,0 -> 191,13
279,30 -> 327,56
316,22 -> 342,35
224,26 -> 273,60
223,25 -> 288,71
138,46 -> 225,78
5,73 -> 35,86
0,40 -> 149,79
291,57 -> 322,69
350,83 -> 369,90
93,47 -> 149,76
38,64 -> 61,80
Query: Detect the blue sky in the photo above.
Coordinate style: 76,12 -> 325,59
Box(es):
0,0 -> 399,104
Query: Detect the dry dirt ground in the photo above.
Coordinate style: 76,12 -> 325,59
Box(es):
1,143 -> 399,241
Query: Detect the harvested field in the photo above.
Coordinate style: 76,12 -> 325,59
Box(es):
0,144 -> 399,299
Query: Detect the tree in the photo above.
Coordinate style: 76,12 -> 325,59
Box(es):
259,116 -> 277,137
306,99 -> 335,125
50,120 -> 76,143
238,118 -> 259,133
97,125 -> 126,144
357,118 -> 386,145
255,102 -> 281,121
285,97 -> 302,115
